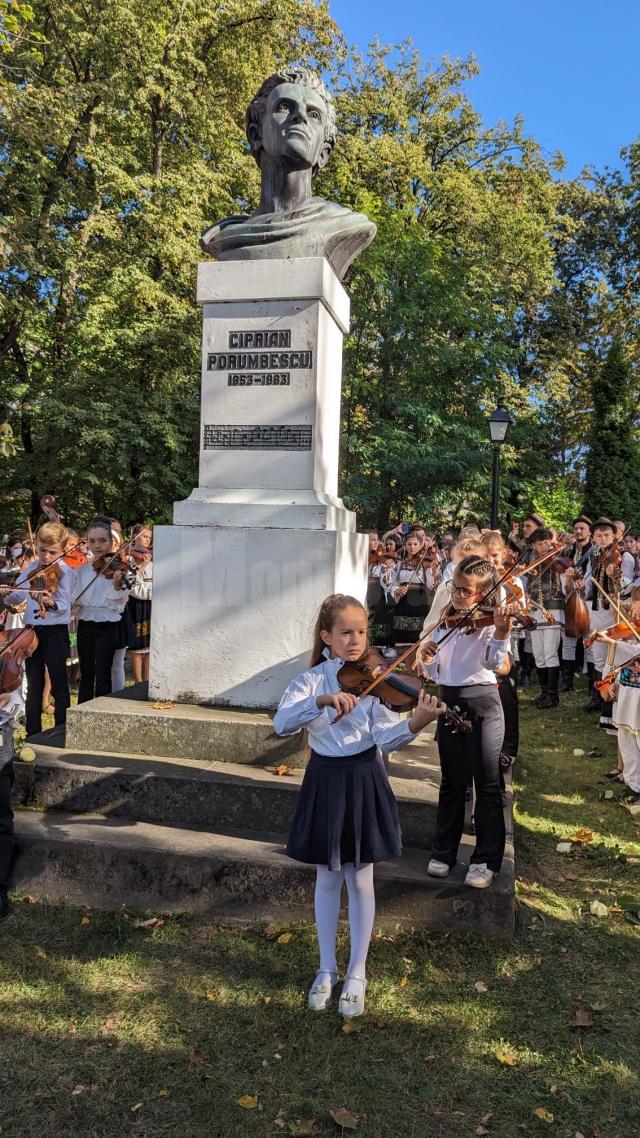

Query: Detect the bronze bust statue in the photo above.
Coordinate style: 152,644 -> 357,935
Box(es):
201,68 -> 376,280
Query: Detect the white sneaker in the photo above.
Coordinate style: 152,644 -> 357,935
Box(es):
382,646 -> 398,659
427,858 -> 451,878
464,863 -> 495,889
338,974 -> 367,1018
307,970 -> 339,1011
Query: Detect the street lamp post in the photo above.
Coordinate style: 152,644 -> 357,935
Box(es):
488,404 -> 512,529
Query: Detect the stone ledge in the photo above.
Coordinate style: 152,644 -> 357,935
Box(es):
11,811 -> 515,937
64,694 -> 306,764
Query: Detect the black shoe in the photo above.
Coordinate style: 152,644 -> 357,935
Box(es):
536,690 -> 559,709
558,663 -> 574,693
626,791 -> 640,806
0,890 -> 10,923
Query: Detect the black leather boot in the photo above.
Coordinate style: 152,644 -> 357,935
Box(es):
558,660 -> 574,692
584,669 -> 602,712
534,667 -> 548,706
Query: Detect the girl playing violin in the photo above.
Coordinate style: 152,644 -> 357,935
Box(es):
273,593 -> 442,1018
416,555 -> 513,889
0,521 -> 73,737
71,518 -> 133,703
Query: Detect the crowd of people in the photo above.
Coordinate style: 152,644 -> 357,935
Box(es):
0,514 -> 153,921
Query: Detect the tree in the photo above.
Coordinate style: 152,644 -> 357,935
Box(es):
0,0 -> 341,529
583,340 -> 640,527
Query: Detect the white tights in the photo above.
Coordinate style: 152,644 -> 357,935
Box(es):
314,863 -> 375,997
111,647 -> 127,693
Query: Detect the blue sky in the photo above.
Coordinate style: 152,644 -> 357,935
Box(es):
328,0 -> 639,178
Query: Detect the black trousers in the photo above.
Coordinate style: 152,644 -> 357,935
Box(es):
433,684 -> 506,873
0,725 -> 14,890
498,664 -> 519,758
77,620 -> 118,704
25,624 -> 71,737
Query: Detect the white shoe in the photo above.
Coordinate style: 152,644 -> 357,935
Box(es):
464,863 -> 495,889
427,858 -> 451,878
338,974 -> 367,1018
307,970 -> 339,1011
382,646 -> 398,659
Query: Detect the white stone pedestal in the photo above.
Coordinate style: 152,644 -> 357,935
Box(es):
149,256 -> 368,709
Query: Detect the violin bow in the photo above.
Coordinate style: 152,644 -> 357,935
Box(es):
597,648 -> 640,689
589,577 -> 640,646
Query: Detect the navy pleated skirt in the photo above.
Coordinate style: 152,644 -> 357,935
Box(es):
286,745 -> 402,871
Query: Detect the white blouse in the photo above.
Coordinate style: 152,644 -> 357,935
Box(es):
71,562 -> 131,622
4,559 -> 73,626
273,654 -> 424,757
427,622 -> 509,687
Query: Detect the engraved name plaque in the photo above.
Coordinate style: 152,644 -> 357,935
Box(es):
203,424 -> 312,451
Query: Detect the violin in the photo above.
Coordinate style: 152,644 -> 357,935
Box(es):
440,604 -> 536,633
92,552 -> 137,590
25,562 -> 61,619
0,626 -> 38,694
336,648 -> 472,733
584,619 -> 640,649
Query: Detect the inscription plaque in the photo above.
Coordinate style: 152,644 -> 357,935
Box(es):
203,424 -> 312,451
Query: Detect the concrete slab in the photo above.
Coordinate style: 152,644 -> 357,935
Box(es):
64,692 -> 307,764
11,811 -> 515,938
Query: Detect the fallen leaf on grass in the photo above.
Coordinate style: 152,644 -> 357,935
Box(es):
158,1089 -> 170,1097
277,932 -> 292,944
130,1102 -> 143,1112
287,1121 -> 320,1136
475,1112 -> 493,1135
532,1107 -> 554,1123
35,947 -> 47,959
494,1044 -> 517,1066
274,1112 -> 286,1128
474,981 -> 488,993
568,1008 -> 593,1028
589,900 -> 609,918
151,701 -> 174,710
80,916 -> 91,926
399,975 -> 408,987
71,1084 -> 88,1095
133,916 -> 165,928
341,1020 -> 365,1034
329,1107 -> 360,1130
189,1047 -> 204,1066
570,827 -> 594,844
264,921 -> 289,939
24,895 -> 38,903
102,1017 -> 121,1032
237,1094 -> 258,1109
206,992 -> 215,1001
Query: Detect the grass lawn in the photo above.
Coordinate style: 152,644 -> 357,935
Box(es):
2,684 -> 640,1138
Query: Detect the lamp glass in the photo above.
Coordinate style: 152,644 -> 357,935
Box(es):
488,406 -> 511,445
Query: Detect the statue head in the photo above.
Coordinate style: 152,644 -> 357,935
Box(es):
246,68 -> 337,175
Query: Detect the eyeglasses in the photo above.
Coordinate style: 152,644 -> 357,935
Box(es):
447,582 -> 479,599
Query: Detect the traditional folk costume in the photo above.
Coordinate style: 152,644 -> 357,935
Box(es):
389,556 -> 433,644
128,560 -> 153,654
583,540 -> 635,715
524,563 -> 566,708
612,650 -> 640,799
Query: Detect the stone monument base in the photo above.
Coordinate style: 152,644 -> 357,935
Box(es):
149,524 -> 368,708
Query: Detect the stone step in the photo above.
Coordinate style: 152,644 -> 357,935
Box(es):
62,686 -> 307,765
13,730 -> 464,849
11,810 -> 515,938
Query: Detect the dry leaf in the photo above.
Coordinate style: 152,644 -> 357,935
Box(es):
288,1121 -> 320,1137
533,1107 -> 554,1123
20,746 -> 36,762
71,1084 -> 87,1095
474,981 -> 488,993
589,900 -> 609,919
277,932 -> 292,944
494,1044 -> 517,1066
24,895 -> 38,903
262,996 -> 272,1005
273,764 -> 291,776
102,1017 -> 121,1031
571,827 -> 594,844
342,1020 -> 365,1034
151,701 -> 174,710
130,1102 -> 143,1112
476,1112 -> 493,1135
237,1094 -> 258,1109
133,916 -> 164,928
189,1047 -> 204,1066
476,1129 -> 491,1137
568,1008 -> 593,1028
81,916 -> 91,926
399,975 -> 408,987
35,947 -> 47,959
158,1089 -> 170,1097
274,1112 -> 286,1129
329,1107 -> 360,1130
206,992 -> 215,1001
264,922 -> 288,938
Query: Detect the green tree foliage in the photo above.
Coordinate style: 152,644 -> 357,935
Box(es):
583,340 -> 640,528
0,0 -> 340,528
